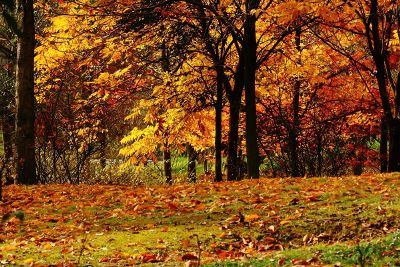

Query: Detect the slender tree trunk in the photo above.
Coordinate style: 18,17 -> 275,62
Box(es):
380,117 -> 388,173
214,66 -> 223,182
227,97 -> 241,180
244,0 -> 260,178
164,142 -> 172,184
225,54 -> 245,181
367,0 -> 400,173
15,0 -> 36,184
288,28 -> 302,177
99,132 -> 106,169
187,144 -> 196,183
316,133 -> 323,177
388,118 -> 400,172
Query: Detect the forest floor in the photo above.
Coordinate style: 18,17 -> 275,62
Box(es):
0,173 -> 400,266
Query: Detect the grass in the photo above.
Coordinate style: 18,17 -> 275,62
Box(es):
0,173 -> 399,266
205,231 -> 400,266
130,155 -> 226,184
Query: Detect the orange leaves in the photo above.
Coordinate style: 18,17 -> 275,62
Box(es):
244,213 -> 261,222
1,174 -> 400,265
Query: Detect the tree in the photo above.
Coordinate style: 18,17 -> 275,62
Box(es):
34,1 -> 138,183
14,0 -> 36,184
311,0 -> 400,172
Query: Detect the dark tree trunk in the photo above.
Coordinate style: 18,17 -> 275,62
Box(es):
227,97 -> 241,181
368,0 -> 400,172
353,163 -> 363,176
388,118 -> 400,172
237,146 -> 247,180
164,142 -> 172,185
244,0 -> 260,178
187,144 -> 196,183
15,0 -> 36,184
380,117 -> 388,173
316,132 -> 323,177
214,66 -> 223,182
99,132 -> 106,169
225,56 -> 245,181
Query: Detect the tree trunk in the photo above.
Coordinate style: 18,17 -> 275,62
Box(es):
388,118 -> 400,172
99,132 -> 106,169
227,97 -> 241,180
244,0 -> 260,178
164,142 -> 172,184
225,54 -> 245,181
316,132 -> 323,177
380,117 -> 388,173
288,29 -> 302,177
214,66 -> 223,182
187,144 -> 196,183
15,0 -> 36,184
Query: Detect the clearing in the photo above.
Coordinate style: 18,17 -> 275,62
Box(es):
0,173 -> 400,266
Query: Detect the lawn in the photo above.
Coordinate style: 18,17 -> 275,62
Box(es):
0,173 -> 399,266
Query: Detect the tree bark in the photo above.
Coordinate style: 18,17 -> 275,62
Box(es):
316,132 -> 323,177
288,28 -> 301,177
15,0 -> 36,184
187,144 -> 196,183
164,142 -> 172,184
214,66 -> 223,182
244,0 -> 260,178
227,96 -> 241,181
380,117 -> 388,173
204,157 -> 208,174
99,131 -> 106,169
366,0 -> 400,173
388,118 -> 400,172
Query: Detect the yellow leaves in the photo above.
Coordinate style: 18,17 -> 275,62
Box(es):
114,65 -> 132,78
94,72 -> 121,88
23,258 -> 35,265
1,245 -> 17,251
244,214 -> 261,222
249,9 -> 262,17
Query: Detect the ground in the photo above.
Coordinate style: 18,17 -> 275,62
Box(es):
0,173 -> 400,266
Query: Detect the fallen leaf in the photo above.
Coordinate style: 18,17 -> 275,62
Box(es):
181,253 -> 198,261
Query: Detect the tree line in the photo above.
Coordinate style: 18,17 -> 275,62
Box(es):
0,0 -> 399,191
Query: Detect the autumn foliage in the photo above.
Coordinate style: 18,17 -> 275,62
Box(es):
0,173 -> 399,265
0,1 -> 400,265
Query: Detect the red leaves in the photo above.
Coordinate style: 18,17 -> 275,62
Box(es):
140,253 -> 159,263
181,253 -> 198,261
1,175 -> 400,265
291,257 -> 319,265
306,195 -> 321,202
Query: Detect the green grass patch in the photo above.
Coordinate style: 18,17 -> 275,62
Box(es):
205,231 -> 400,266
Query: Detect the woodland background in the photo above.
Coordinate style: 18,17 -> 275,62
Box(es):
0,1 -> 400,266
0,0 -> 399,185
